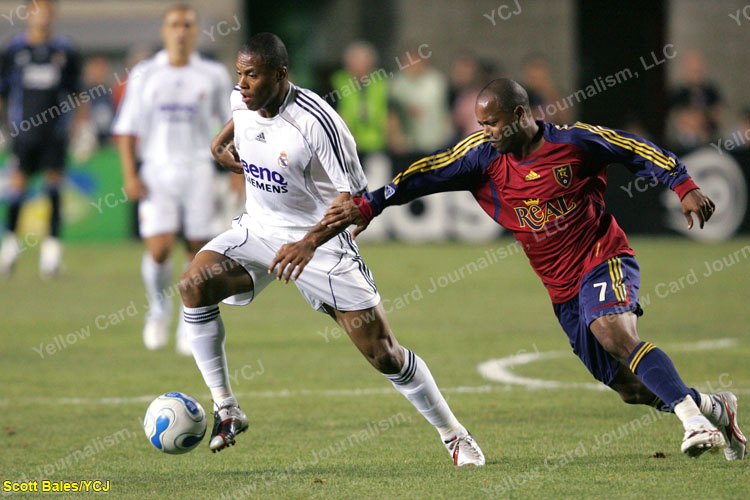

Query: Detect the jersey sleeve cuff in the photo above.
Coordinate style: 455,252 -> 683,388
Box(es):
353,196 -> 374,223
673,177 -> 699,200
361,187 -> 386,219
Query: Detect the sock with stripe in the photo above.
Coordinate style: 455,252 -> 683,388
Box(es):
384,346 -> 464,441
648,395 -> 672,413
142,253 -> 172,320
183,304 -> 236,408
627,341 -> 708,428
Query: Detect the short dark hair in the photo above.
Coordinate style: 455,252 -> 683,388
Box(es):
478,78 -> 530,114
163,3 -> 198,21
240,32 -> 289,70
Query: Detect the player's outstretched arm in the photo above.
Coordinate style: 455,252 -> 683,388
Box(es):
324,136 -> 493,238
560,123 -> 717,230
211,119 -> 243,174
268,192 -> 354,283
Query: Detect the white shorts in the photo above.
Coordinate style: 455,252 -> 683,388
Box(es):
199,214 -> 381,313
138,162 -> 217,240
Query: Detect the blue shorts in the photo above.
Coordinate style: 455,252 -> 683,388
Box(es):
553,255 -> 643,386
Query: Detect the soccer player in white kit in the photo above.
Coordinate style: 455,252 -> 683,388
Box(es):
178,33 -> 485,465
112,5 -> 232,355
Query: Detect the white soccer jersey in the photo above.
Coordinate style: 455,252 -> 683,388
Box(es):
112,50 -> 232,168
231,83 -> 368,229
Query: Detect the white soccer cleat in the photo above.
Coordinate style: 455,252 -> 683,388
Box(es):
1,233 -> 20,276
209,403 -> 249,452
175,318 -> 192,356
39,237 -> 62,279
444,432 -> 485,466
143,317 -> 169,350
681,422 -> 725,457
711,392 -> 747,460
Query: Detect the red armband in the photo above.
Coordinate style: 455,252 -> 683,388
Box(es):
352,196 -> 374,223
673,178 -> 700,201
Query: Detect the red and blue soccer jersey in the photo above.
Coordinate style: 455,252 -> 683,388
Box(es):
363,121 -> 699,303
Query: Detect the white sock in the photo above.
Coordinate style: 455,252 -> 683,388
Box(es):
142,253 -> 172,320
674,395 -> 712,430
698,392 -> 723,423
384,346 -> 464,440
183,304 -> 236,407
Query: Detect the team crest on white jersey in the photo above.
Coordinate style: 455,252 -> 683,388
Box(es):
278,151 -> 289,169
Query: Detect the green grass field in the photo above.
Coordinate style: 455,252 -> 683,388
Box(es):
1,237 -> 749,499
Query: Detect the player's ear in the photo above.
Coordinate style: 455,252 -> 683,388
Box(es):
276,66 -> 288,82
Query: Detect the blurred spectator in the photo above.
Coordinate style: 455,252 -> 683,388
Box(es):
388,44 -> 452,154
666,105 -> 711,154
621,114 -> 653,141
330,41 -> 388,155
82,56 -> 115,145
449,52 -> 484,140
521,53 -> 572,124
670,49 -> 722,137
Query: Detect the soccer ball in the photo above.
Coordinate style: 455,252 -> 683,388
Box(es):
143,392 -> 207,454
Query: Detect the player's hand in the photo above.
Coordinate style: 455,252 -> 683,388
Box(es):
268,239 -> 316,283
681,188 -> 716,230
213,142 -> 244,174
322,198 -> 369,239
124,176 -> 148,201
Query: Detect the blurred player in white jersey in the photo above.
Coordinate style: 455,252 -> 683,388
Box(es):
112,5 -> 232,355
178,33 -> 484,465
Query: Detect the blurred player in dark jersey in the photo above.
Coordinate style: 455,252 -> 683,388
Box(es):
0,0 -> 84,277
286,78 -> 746,460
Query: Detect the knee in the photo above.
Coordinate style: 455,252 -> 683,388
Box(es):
151,248 -> 171,264
600,338 -> 630,364
594,330 -> 636,365
179,269 -> 208,308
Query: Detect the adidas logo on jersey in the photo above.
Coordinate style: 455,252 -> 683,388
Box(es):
384,184 -> 396,199
255,132 -> 266,143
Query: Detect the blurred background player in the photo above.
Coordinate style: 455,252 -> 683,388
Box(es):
112,4 -> 232,355
0,0 -> 85,277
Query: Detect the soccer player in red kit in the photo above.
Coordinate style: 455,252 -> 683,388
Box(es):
274,78 -> 746,459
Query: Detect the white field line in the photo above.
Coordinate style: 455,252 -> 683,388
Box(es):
0,385 -> 500,406
477,338 -> 741,391
3,339 -> 743,406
